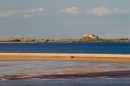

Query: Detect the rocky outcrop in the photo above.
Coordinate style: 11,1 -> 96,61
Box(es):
82,34 -> 99,39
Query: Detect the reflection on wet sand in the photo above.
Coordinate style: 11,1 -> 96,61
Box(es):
1,70 -> 130,80
0,61 -> 130,80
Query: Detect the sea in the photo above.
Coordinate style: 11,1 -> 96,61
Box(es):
0,43 -> 130,86
0,42 -> 130,54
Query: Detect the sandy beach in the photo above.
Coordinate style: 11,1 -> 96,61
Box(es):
0,53 -> 130,63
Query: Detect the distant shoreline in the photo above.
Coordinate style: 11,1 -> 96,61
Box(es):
0,41 -> 130,43
0,36 -> 130,43
0,53 -> 130,63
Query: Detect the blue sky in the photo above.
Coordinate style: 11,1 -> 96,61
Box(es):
0,0 -> 130,39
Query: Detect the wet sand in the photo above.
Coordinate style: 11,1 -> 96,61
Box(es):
1,70 -> 130,80
0,53 -> 130,63
0,60 -> 130,82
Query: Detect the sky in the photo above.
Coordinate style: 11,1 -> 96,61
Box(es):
0,0 -> 130,39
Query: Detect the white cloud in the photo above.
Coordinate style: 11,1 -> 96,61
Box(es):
113,8 -> 129,14
0,11 -> 14,18
38,8 -> 44,12
0,8 -> 44,18
86,7 -> 129,16
87,7 -> 110,16
22,15 -> 33,18
59,7 -> 79,15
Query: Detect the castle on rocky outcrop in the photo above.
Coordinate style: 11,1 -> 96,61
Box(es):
82,34 -> 99,39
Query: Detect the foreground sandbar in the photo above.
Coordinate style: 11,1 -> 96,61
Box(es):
0,53 -> 130,63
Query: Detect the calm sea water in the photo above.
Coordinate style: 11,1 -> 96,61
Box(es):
0,43 -> 130,54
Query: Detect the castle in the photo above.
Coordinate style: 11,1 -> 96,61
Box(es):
82,34 -> 99,39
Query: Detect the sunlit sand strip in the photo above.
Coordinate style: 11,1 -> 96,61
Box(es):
0,53 -> 130,57
0,53 -> 130,62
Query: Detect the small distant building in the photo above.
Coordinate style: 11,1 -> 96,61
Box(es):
82,34 -> 99,39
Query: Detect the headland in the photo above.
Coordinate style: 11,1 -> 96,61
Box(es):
0,34 -> 130,43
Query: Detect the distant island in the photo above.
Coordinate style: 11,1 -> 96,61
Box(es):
0,34 -> 130,43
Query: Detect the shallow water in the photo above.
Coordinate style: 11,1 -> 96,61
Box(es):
0,61 -> 130,85
0,78 -> 130,86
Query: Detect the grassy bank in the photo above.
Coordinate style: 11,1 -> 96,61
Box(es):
0,38 -> 130,43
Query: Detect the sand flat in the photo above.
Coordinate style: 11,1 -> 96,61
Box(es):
0,53 -> 130,62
